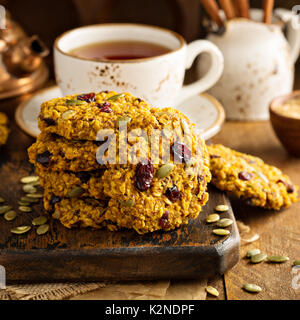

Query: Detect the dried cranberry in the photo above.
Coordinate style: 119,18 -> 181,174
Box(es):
195,175 -> 204,195
40,115 -> 55,126
278,180 -> 295,193
50,194 -> 61,205
97,102 -> 112,113
165,186 -> 181,202
210,154 -> 221,159
74,209 -> 80,216
75,172 -> 91,183
238,171 -> 254,181
77,92 -> 96,102
159,211 -> 170,229
36,151 -> 52,167
172,141 -> 192,163
134,159 -> 154,192
58,150 -> 65,158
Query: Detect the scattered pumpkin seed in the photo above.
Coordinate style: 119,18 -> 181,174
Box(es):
11,225 -> 31,234
62,109 -> 76,120
23,184 -> 37,194
106,93 -> 125,101
206,286 -> 219,297
255,171 -> 269,184
180,119 -> 190,134
26,193 -> 43,199
32,216 -> 48,226
213,229 -> 230,236
0,205 -> 12,214
4,210 -> 17,221
293,260 -> 300,266
52,211 -> 61,219
251,253 -> 267,264
36,224 -> 49,235
20,176 -> 39,184
19,206 -> 32,212
65,99 -> 86,106
66,186 -> 85,198
116,115 -> 131,126
243,283 -> 262,293
156,163 -> 174,179
246,249 -> 261,258
0,197 -> 4,203
206,214 -> 220,223
217,218 -> 233,228
119,199 -> 135,207
267,255 -> 289,263
18,200 -> 30,206
215,204 -> 229,212
20,196 -> 39,203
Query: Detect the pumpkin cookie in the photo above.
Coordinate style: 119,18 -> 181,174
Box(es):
208,144 -> 298,210
0,112 -> 9,146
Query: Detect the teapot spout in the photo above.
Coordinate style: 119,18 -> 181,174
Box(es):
3,35 -> 49,77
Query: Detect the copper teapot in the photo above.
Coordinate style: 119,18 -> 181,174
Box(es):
0,12 -> 49,99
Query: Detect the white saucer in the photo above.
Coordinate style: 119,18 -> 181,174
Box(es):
15,85 -> 225,140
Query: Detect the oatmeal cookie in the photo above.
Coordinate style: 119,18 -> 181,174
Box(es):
208,144 -> 298,210
0,112 -> 9,146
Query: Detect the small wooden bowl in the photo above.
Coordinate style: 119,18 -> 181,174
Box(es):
270,91 -> 300,157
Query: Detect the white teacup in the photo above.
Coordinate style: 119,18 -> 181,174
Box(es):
54,23 -> 223,107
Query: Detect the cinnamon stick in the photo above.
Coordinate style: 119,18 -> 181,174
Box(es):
235,0 -> 249,18
219,0 -> 236,20
263,0 -> 274,24
200,0 -> 223,27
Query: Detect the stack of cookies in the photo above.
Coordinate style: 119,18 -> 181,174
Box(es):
28,91 -> 211,234
0,112 -> 9,146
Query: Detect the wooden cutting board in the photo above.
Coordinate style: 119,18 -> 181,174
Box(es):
0,186 -> 240,283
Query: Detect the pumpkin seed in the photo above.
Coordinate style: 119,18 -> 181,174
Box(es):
213,229 -> 230,236
246,249 -> 261,258
23,184 -> 37,194
0,205 -> 12,214
36,224 -> 49,235
156,163 -> 174,179
215,204 -> 229,212
65,99 -> 86,106
119,199 -> 135,207
62,109 -> 76,120
255,171 -> 269,184
66,186 -> 85,198
18,200 -> 30,206
27,180 -> 41,187
206,214 -> 220,223
293,260 -> 300,266
180,119 -> 190,134
52,211 -> 61,219
11,225 -> 31,234
106,93 -> 125,101
217,218 -> 233,228
116,115 -> 131,126
0,197 -> 4,203
20,196 -> 39,203
26,193 -> 43,199
267,255 -> 289,263
243,283 -> 262,293
20,176 -> 39,184
185,157 -> 196,168
251,253 -> 267,264
32,216 -> 48,226
4,210 -> 17,221
19,206 -> 32,212
206,286 -> 219,297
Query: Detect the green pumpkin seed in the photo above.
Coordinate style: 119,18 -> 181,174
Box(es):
180,119 -> 190,134
206,214 -> 220,223
4,210 -> 17,221
251,253 -> 267,264
36,224 -> 49,235
246,249 -> 261,258
20,196 -> 39,203
185,157 -> 196,168
27,180 -> 41,187
215,204 -> 229,212
66,186 -> 85,198
0,205 -> 12,214
206,286 -> 219,297
255,171 -> 269,184
267,255 -> 289,263
243,283 -> 262,293
116,115 -> 131,126
19,206 -> 32,212
65,99 -> 86,106
23,184 -> 37,194
217,218 -> 233,228
11,225 -> 31,234
52,211 -> 61,219
156,163 -> 174,179
119,199 -> 135,207
26,193 -> 43,199
20,176 -> 39,184
18,200 -> 30,206
62,109 -> 76,120
32,216 -> 48,226
213,229 -> 230,236
0,197 -> 4,203
106,93 -> 125,101
293,260 -> 300,266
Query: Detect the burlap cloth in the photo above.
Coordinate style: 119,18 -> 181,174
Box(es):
0,220 -> 254,300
